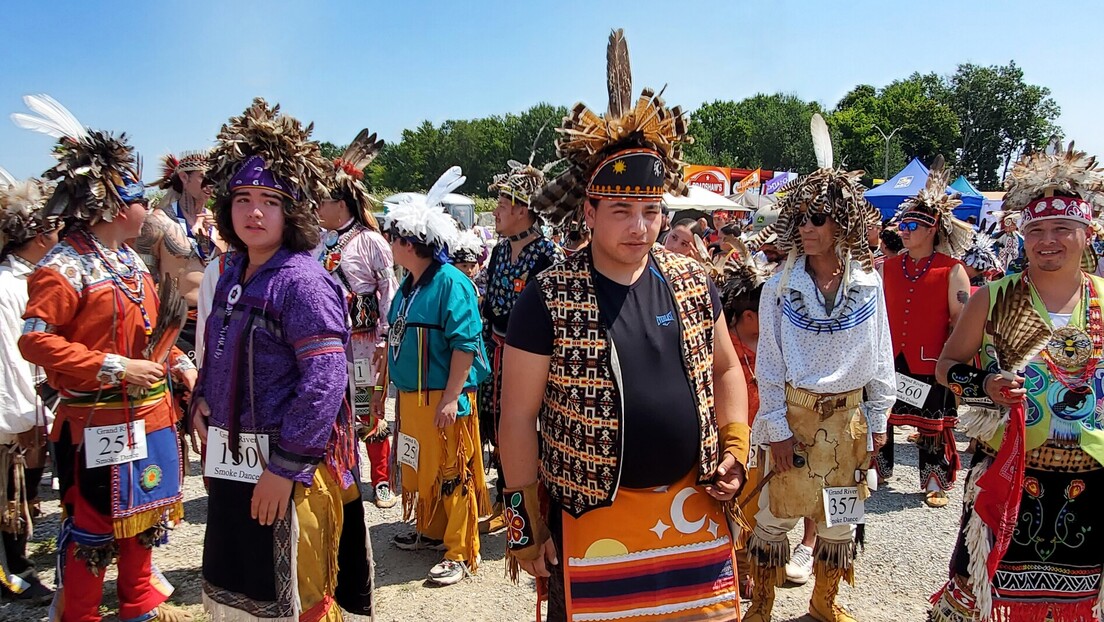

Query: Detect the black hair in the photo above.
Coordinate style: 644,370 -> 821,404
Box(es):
880,227 -> 903,254
723,285 -> 764,327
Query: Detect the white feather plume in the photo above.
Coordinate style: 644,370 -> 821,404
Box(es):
810,113 -> 833,170
426,165 -> 466,211
384,166 -> 466,254
451,229 -> 485,257
11,94 -> 88,140
0,166 -> 15,189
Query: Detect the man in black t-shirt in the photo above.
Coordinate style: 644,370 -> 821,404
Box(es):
495,32 -> 751,621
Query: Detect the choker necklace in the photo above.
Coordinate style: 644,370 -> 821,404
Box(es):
507,226 -> 541,242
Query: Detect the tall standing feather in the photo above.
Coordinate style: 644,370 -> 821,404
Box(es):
606,29 -> 632,120
810,113 -> 833,170
0,166 -> 15,189
340,129 -> 385,170
10,94 -> 88,140
426,166 -> 466,210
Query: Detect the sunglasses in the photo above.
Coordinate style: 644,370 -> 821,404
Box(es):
796,212 -> 830,227
897,221 -> 929,232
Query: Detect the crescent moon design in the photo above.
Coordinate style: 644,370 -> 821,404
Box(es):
670,487 -> 706,534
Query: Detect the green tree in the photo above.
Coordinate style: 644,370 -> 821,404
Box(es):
944,61 -> 1060,190
685,94 -> 822,172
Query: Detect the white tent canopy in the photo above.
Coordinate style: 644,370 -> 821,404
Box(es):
663,186 -> 749,212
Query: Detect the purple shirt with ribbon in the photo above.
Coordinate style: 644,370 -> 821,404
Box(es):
195,247 -> 350,484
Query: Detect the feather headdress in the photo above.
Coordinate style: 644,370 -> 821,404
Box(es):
11,94 -> 143,225
206,98 -> 330,209
529,29 -> 692,226
450,229 -> 487,265
1003,140 -> 1104,218
489,122 -> 557,207
0,169 -> 56,249
384,166 -> 465,255
896,155 -> 974,258
151,150 -> 209,190
718,238 -> 772,304
962,228 -> 1001,273
768,113 -> 879,272
326,128 -> 384,225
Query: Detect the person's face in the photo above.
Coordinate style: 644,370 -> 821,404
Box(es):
714,211 -> 730,226
118,199 -> 150,240
231,188 -> 285,252
180,170 -> 208,200
866,224 -> 881,247
898,219 -> 937,252
664,226 -> 696,257
797,210 -> 839,257
760,243 -> 784,263
317,199 -> 349,231
585,198 -> 662,266
493,194 -> 530,236
455,261 -> 479,280
1022,219 -> 1088,273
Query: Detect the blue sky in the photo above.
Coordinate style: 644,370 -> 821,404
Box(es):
1,1 -> 1100,180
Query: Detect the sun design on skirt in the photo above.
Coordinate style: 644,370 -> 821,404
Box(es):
139,465 -> 163,492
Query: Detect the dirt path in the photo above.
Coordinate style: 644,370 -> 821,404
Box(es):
0,419 -> 966,622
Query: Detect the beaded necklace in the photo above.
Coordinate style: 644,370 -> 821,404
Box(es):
1028,272 -> 1103,393
902,252 -> 936,283
83,230 -> 152,336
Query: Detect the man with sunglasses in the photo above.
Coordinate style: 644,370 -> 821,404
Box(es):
877,160 -> 972,508
744,114 -> 894,622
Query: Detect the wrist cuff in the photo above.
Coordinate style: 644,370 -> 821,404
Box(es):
947,363 -> 995,406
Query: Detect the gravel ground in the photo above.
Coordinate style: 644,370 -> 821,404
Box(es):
0,415 -> 968,622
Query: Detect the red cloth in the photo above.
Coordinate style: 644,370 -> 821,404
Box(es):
973,401 -> 1026,579
883,252 -> 961,375
366,436 -> 392,486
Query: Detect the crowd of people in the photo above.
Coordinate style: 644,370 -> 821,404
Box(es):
0,29 -> 1101,622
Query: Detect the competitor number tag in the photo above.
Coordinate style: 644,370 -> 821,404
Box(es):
822,486 -> 865,527
84,421 -> 148,468
353,359 -> 372,387
204,427 -> 270,484
895,372 -> 932,408
397,432 -> 420,471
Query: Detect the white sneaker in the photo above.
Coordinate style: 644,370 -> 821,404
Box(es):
785,543 -> 814,585
427,559 -> 471,585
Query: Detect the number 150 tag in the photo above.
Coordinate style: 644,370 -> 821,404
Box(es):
822,486 -> 865,527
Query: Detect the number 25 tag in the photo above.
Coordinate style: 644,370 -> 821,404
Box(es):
84,421 -> 147,468
397,432 -> 419,471
822,486 -> 865,527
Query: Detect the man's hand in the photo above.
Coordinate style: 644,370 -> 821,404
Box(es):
124,358 -> 165,389
706,453 -> 745,501
251,469 -> 294,526
769,436 -> 799,473
371,387 -> 386,421
872,432 -> 888,452
516,539 -> 558,579
192,397 -> 210,445
435,395 -> 459,429
179,367 -> 198,393
984,372 -> 1027,407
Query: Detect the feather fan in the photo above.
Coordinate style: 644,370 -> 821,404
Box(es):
985,278 -> 1050,374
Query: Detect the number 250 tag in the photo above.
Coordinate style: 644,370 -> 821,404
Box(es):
84,421 -> 147,468
822,486 -> 865,527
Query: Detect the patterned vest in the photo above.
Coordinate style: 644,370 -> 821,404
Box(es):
536,246 -> 718,517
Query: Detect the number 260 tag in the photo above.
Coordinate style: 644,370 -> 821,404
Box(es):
84,421 -> 148,468
822,486 -> 865,527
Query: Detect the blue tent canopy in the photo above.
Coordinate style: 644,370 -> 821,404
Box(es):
865,158 -> 983,222
949,175 -> 983,198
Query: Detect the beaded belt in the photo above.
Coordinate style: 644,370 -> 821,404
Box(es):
977,440 -> 1102,473
785,384 -> 863,417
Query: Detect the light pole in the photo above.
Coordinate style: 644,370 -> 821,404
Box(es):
872,124 -> 901,180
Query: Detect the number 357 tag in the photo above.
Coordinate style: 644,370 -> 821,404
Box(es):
822,486 -> 865,527
84,421 -> 148,468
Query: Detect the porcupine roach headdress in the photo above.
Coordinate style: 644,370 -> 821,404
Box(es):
11,94 -> 144,226
328,128 -> 385,227
768,113 -> 879,272
528,28 -> 692,227
205,97 -> 330,212
895,155 -> 974,258
0,166 -> 57,250
151,151 -> 209,190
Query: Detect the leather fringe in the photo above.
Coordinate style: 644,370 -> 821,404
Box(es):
746,532 -> 790,586
813,537 -> 857,577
